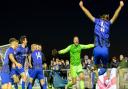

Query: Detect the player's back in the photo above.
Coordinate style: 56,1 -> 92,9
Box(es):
31,50 -> 43,69
94,18 -> 111,47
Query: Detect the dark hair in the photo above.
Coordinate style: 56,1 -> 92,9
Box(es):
20,35 -> 27,43
9,38 -> 19,44
112,56 -> 116,60
100,14 -> 109,20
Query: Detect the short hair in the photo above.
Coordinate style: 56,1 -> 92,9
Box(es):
9,38 -> 19,44
20,35 -> 27,43
100,14 -> 109,20
73,36 -> 79,39
112,57 -> 116,60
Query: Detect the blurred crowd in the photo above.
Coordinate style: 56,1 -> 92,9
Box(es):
41,54 -> 128,71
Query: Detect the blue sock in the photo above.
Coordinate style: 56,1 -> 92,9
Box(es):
28,83 -> 32,89
14,83 -> 18,89
42,83 -> 47,89
22,81 -> 25,89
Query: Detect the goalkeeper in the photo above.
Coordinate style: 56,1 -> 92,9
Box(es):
52,36 -> 94,89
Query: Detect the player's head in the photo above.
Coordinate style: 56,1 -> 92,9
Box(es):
37,44 -> 42,51
73,36 -> 79,45
20,35 -> 27,46
31,44 -> 37,52
9,38 -> 19,49
100,14 -> 109,21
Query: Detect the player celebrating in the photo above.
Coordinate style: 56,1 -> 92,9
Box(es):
79,0 -> 124,71
52,36 -> 94,89
11,36 -> 28,89
1,38 -> 22,89
28,44 -> 46,89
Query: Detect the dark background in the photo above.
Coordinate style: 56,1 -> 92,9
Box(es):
0,0 -> 128,61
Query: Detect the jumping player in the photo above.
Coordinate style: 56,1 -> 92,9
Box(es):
79,1 -> 124,71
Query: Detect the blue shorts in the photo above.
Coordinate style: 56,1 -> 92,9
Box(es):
93,46 -> 109,66
1,72 -> 12,85
30,68 -> 44,80
28,68 -> 33,77
1,65 -> 12,84
11,67 -> 25,77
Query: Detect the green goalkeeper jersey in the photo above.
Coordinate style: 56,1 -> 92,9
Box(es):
58,44 -> 94,66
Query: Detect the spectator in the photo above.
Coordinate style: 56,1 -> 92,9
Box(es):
118,54 -> 128,88
65,60 -> 70,69
82,59 -> 88,69
84,55 -> 89,60
60,59 -> 65,69
110,57 -> 119,68
118,54 -> 128,68
87,59 -> 94,70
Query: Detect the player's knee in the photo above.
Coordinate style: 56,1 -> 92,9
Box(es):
21,73 -> 27,81
13,75 -> 19,83
8,83 -> 12,89
15,77 -> 19,83
2,84 -> 7,89
29,78 -> 33,83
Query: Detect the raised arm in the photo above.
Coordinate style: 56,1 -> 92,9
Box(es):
58,45 -> 71,54
79,1 -> 95,22
80,44 -> 94,49
110,1 -> 124,24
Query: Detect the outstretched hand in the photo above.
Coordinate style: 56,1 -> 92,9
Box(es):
120,1 -> 124,7
79,1 -> 83,7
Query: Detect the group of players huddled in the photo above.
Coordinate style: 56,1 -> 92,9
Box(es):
1,36 -> 46,89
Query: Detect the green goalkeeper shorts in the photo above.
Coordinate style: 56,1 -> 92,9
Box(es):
70,64 -> 83,78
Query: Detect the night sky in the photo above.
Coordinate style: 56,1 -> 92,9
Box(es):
0,0 -> 128,61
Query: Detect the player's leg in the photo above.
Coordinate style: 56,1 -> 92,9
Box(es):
96,46 -> 109,76
12,75 -> 19,89
27,68 -> 37,89
65,65 -> 77,88
93,46 -> 103,88
18,67 -> 27,89
1,72 -> 12,89
40,79 -> 45,89
28,77 -> 34,89
38,69 -> 47,89
101,46 -> 109,69
77,64 -> 85,89
11,68 -> 19,89
7,82 -> 12,89
2,84 -> 8,89
28,69 -> 36,89
93,46 -> 102,69
21,72 -> 26,89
